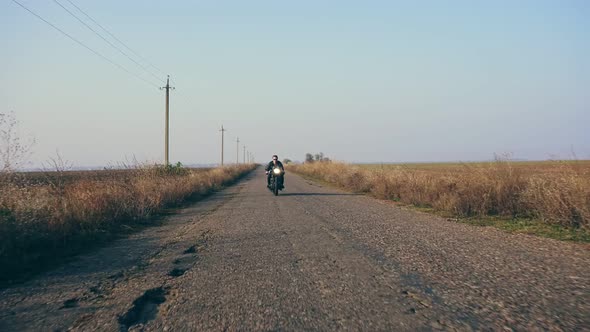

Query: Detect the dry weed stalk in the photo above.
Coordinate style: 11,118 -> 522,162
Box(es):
290,160 -> 589,230
0,164 -> 255,279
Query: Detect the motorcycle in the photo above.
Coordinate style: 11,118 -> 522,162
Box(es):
268,167 -> 284,196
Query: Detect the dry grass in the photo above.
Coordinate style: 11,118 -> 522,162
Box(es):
289,160 -> 590,231
0,164 -> 255,283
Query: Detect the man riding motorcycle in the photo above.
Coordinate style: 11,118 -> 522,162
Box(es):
265,155 -> 285,190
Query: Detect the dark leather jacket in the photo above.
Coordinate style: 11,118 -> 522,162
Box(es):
265,160 -> 284,172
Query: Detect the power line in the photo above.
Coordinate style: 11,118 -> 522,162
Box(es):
11,0 -> 160,89
53,0 -> 199,127
167,79 -> 200,112
64,0 -> 167,78
168,78 -> 213,119
53,0 -> 165,84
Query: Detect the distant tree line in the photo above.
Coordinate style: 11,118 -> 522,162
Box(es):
305,152 -> 330,163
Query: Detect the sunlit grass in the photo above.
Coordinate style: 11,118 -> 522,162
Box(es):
0,164 -> 256,284
289,160 -> 590,242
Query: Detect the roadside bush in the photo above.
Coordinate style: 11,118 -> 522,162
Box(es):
289,160 -> 589,230
522,168 -> 590,228
0,164 -> 255,283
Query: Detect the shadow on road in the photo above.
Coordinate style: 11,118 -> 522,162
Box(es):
278,192 -> 361,197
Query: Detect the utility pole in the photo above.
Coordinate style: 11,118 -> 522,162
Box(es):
236,137 -> 240,164
160,75 -> 174,166
243,145 -> 246,164
219,125 -> 227,166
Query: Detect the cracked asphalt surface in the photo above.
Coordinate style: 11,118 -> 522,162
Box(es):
0,167 -> 588,331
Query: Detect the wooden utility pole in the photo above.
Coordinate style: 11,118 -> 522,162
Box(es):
243,145 -> 246,164
219,125 -> 227,166
236,137 -> 240,164
160,76 -> 174,165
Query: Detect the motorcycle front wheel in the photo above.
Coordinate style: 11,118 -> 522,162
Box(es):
273,177 -> 279,196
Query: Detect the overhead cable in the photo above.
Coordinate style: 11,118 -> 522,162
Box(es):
12,0 -> 160,89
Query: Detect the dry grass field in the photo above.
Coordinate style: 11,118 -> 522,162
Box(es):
5,168 -> 207,186
289,160 -> 590,239
0,164 -> 255,284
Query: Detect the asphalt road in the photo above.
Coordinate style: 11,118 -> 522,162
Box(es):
1,167 -> 588,331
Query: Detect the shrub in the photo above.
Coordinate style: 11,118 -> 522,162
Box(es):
0,164 -> 255,283
289,160 -> 589,230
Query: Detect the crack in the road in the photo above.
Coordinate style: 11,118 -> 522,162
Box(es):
118,287 -> 169,331
183,245 -> 197,254
170,230 -> 211,277
168,268 -> 187,277
60,298 -> 79,309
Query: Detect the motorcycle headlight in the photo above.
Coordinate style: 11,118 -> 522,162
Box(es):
273,168 -> 281,175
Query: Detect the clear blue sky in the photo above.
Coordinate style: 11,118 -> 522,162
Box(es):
1,0 -> 589,167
